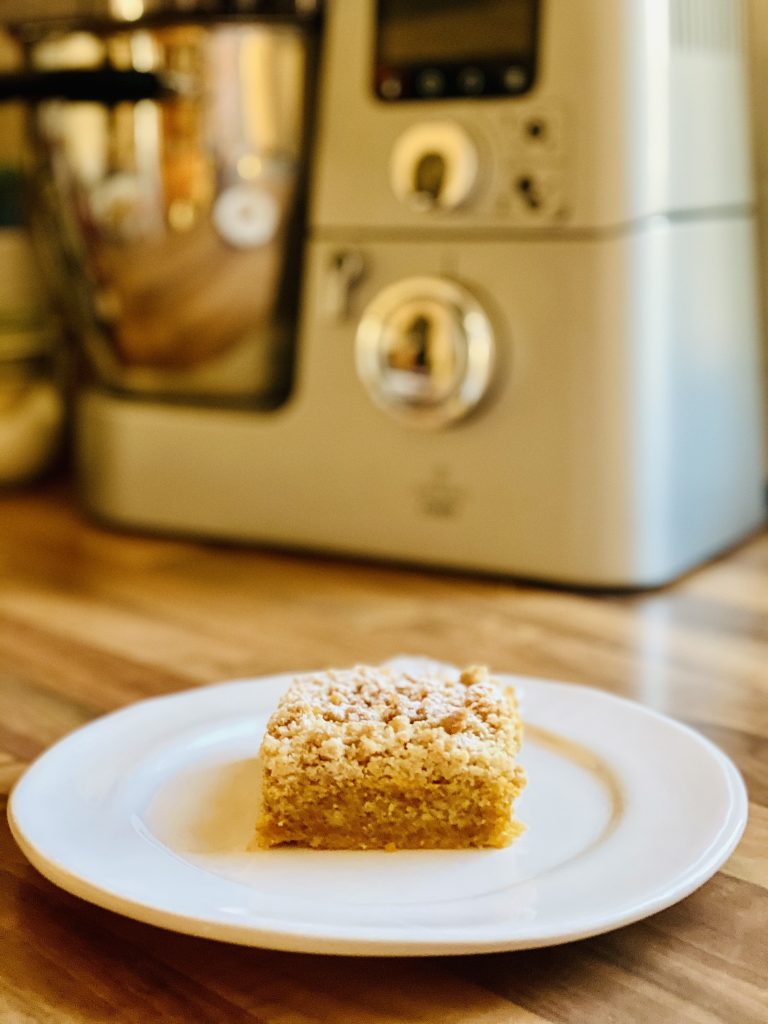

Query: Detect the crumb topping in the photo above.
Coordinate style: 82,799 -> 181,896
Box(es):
261,664 -> 521,777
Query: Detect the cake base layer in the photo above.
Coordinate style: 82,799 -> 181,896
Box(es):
257,773 -> 527,850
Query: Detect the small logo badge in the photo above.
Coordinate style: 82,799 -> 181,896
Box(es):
415,466 -> 466,519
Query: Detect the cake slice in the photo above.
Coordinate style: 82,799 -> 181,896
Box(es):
254,664 -> 526,850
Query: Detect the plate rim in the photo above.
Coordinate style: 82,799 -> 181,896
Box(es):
7,666 -> 750,957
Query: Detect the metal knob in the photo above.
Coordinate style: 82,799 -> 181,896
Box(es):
389,121 -> 479,212
355,277 -> 496,429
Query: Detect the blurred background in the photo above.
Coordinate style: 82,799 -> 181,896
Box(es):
0,0 -> 767,588
745,0 -> 768,436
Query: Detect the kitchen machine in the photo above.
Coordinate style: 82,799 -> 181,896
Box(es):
3,0 -> 766,586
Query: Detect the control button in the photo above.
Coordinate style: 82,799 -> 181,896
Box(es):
457,66 -> 485,96
416,68 -> 446,98
516,175 -> 543,211
380,75 -> 403,100
356,277 -> 495,428
503,65 -> 529,92
390,120 -> 479,212
525,118 -> 547,141
519,104 -> 564,159
325,249 -> 367,323
512,170 -> 566,221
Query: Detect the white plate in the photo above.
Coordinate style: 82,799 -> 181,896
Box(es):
8,657 -> 748,956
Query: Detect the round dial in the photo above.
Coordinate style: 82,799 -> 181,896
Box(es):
389,121 -> 479,212
355,276 -> 496,429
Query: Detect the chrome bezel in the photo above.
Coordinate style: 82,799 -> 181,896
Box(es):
355,275 -> 496,429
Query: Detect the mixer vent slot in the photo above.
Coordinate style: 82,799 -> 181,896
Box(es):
670,0 -> 743,50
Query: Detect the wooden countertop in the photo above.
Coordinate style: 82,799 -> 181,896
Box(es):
1,484 -> 766,1023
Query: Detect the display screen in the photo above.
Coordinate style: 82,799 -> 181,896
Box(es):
375,0 -> 539,100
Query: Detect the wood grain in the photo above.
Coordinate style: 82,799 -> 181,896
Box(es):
0,482 -> 766,1023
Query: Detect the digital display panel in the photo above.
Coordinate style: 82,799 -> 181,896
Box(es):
375,0 -> 539,100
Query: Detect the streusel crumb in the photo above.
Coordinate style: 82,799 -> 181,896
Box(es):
254,664 -> 526,850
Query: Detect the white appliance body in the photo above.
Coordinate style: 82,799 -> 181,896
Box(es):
79,0 -> 766,587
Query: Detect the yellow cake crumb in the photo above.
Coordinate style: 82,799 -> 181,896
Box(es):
254,664 -> 526,850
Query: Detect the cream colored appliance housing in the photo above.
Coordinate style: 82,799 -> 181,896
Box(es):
80,0 -> 766,587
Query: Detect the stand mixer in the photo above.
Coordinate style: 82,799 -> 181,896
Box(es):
2,0 -> 765,588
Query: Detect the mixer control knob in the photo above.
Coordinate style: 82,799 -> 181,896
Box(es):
355,276 -> 495,429
389,121 -> 479,212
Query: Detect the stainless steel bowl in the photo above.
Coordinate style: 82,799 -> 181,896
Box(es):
2,2 -> 320,407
